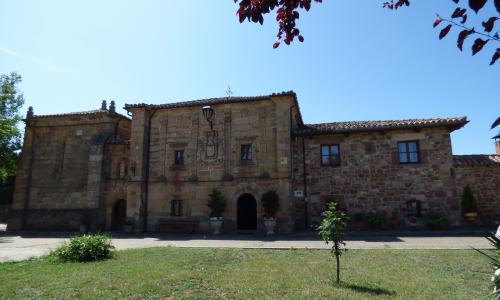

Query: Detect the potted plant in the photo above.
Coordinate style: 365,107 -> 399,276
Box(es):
261,190 -> 280,235
423,213 -> 448,230
462,185 -> 478,222
352,213 -> 365,231
207,189 -> 226,234
366,212 -> 387,230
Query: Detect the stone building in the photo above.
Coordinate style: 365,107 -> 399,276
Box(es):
7,92 -> 500,232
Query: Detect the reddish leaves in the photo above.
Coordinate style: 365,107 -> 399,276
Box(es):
472,38 -> 488,55
431,1 -> 499,64
433,17 -> 443,28
439,24 -> 453,39
451,7 -> 467,18
383,0 -> 409,10
469,0 -> 487,13
457,29 -> 475,50
235,0 -> 322,48
491,48 -> 500,64
482,17 -> 498,32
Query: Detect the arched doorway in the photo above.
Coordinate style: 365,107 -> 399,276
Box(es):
237,193 -> 257,230
111,199 -> 127,231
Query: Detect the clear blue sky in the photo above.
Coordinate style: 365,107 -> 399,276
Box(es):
1,1 -> 498,154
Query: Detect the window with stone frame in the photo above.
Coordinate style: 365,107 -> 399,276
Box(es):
171,199 -> 183,216
320,144 -> 340,166
397,141 -> 420,164
174,150 -> 185,165
240,144 -> 252,161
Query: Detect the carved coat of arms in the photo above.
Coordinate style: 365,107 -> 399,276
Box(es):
198,130 -> 224,164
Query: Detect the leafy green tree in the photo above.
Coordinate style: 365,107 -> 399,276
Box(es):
0,72 -> 24,203
317,202 -> 348,284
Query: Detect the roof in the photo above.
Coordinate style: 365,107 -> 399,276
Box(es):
295,117 -> 468,136
453,155 -> 500,166
30,109 -> 129,120
493,133 -> 500,139
124,91 -> 303,125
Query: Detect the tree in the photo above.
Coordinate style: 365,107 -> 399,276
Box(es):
0,72 -> 24,203
317,202 -> 348,284
234,0 -> 500,64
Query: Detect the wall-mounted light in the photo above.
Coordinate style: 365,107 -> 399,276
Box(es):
202,106 -> 214,130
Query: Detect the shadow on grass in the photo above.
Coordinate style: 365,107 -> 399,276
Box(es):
339,282 -> 397,296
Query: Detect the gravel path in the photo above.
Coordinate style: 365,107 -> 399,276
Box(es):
0,228 -> 492,262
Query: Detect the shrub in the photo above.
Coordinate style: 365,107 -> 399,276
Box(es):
261,190 -> 280,218
208,189 -> 226,218
423,213 -> 448,229
461,184 -> 477,213
50,234 -> 114,262
366,212 -> 387,229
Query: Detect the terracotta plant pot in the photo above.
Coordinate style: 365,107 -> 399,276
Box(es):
263,218 -> 277,235
209,217 -> 223,235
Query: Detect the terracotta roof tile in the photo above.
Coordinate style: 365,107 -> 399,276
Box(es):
453,155 -> 500,166
124,91 -> 296,110
124,91 -> 303,124
31,109 -> 129,120
295,117 -> 468,135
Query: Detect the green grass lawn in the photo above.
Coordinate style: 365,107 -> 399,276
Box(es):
0,247 -> 492,299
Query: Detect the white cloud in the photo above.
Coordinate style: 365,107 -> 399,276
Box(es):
0,44 -> 64,73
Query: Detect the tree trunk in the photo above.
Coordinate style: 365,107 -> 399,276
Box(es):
336,253 -> 340,284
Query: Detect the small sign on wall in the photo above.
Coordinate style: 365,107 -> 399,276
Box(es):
280,157 -> 288,165
294,190 -> 304,198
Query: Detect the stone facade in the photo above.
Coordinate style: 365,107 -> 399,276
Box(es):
454,155 -> 500,225
293,128 -> 462,229
8,103 -> 130,231
7,92 -> 500,232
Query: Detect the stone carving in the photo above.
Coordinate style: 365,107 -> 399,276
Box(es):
198,130 -> 224,165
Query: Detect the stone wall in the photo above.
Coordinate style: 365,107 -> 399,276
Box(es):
454,160 -> 500,225
8,111 -> 131,231
127,95 -> 297,233
292,127 -> 460,229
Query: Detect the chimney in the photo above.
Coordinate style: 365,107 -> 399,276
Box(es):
26,106 -> 34,119
494,134 -> 500,155
109,100 -> 116,113
101,100 -> 107,110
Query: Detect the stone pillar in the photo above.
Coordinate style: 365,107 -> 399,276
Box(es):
126,109 -> 148,232
87,144 -> 106,231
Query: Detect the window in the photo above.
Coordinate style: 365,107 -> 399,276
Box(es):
174,150 -> 184,165
321,144 -> 340,166
171,199 -> 183,216
397,141 -> 420,164
241,144 -> 252,160
406,200 -> 422,217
